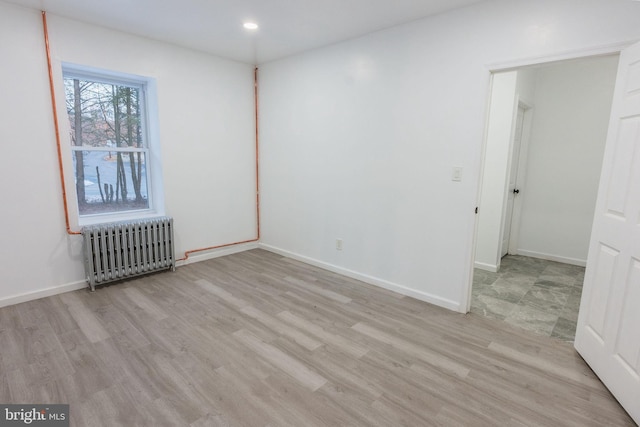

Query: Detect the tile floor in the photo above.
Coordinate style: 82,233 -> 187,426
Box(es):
471,255 -> 585,341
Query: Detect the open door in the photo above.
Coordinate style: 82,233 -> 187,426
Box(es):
575,41 -> 640,424
501,104 -> 525,257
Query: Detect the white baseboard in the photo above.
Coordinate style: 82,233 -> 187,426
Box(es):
474,261 -> 498,272
514,249 -> 587,267
259,243 -> 462,312
176,242 -> 259,267
0,243 -> 259,308
0,280 -> 87,308
1,242 -> 462,312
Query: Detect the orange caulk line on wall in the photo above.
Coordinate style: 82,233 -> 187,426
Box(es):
177,67 -> 261,262
42,11 -> 82,236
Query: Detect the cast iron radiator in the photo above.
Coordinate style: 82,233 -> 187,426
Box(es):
82,216 -> 175,291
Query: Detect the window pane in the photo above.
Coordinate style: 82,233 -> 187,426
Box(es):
73,150 -> 149,216
64,78 -> 144,149
63,67 -> 156,221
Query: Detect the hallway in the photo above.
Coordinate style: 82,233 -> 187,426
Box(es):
471,256 -> 585,341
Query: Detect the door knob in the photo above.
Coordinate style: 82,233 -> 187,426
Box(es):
513,189 -> 520,194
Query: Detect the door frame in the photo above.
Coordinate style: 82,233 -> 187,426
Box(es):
464,41 -> 635,313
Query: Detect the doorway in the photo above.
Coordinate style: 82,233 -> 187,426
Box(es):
471,54 -> 620,340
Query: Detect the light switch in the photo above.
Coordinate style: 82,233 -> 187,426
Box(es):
452,167 -> 463,182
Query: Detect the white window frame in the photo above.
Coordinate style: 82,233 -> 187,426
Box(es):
61,63 -> 164,226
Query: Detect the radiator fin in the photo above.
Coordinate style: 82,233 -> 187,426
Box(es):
82,216 -> 175,291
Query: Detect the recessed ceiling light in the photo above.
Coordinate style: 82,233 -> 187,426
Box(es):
243,22 -> 259,30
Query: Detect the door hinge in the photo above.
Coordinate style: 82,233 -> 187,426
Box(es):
475,207 -> 478,214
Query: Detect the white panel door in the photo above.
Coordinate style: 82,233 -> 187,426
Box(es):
575,41 -> 640,424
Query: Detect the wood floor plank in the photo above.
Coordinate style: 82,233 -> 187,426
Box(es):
233,328 -> 328,392
487,341 -> 604,389
122,287 -> 169,322
308,346 -> 383,400
277,310 -> 369,358
5,367 -> 37,402
0,304 -> 23,331
282,288 -> 362,327
214,365 -> 302,427
371,395 -> 440,427
314,382 -> 384,427
352,321 -> 471,379
261,370 -> 363,426
0,248 -> 634,426
193,278 -> 249,309
0,328 -> 28,372
240,305 -> 323,351
44,295 -> 82,335
189,412 -> 234,427
284,276 -> 352,304
0,374 -> 9,402
59,292 -> 111,344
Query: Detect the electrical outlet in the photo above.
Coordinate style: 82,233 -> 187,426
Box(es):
336,239 -> 343,251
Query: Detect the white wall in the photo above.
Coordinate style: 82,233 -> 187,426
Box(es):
0,2 -> 257,305
258,0 -> 640,312
516,55 -> 619,265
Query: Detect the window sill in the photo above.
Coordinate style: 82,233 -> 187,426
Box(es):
77,209 -> 165,227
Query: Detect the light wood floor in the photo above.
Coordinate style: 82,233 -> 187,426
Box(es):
0,249 -> 634,426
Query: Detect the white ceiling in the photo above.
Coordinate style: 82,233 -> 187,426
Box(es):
8,0 -> 485,64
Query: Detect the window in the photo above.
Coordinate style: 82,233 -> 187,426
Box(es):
62,65 -> 161,223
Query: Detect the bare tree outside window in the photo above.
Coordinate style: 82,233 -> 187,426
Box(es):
64,74 -> 150,216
